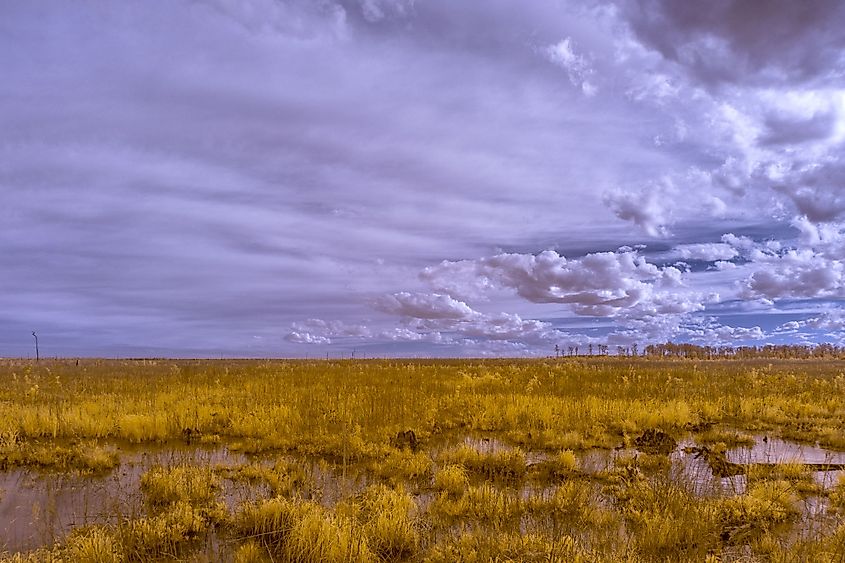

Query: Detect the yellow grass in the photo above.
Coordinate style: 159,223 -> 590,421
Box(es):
1,357 -> 845,561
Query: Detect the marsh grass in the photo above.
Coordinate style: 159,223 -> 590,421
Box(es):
3,358 -> 845,561
0,439 -> 118,474
215,458 -> 309,498
438,444 -> 527,481
233,496 -> 376,562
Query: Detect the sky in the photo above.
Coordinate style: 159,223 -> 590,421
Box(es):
3,0 -> 845,358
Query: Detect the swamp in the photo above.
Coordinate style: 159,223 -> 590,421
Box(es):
1,358 -> 845,561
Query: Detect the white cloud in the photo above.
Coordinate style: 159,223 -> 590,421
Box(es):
543,38 -> 597,96
378,327 -> 449,343
374,292 -> 479,320
626,73 -> 680,103
285,331 -> 331,345
721,233 -> 759,254
284,318 -> 372,344
739,250 -> 845,301
421,249 -> 710,319
681,317 -> 765,343
377,294 -> 559,345
458,312 -> 556,343
776,310 -> 845,333
602,186 -> 669,237
674,243 -> 739,262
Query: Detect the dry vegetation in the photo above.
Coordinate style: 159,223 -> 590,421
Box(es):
1,357 -> 845,561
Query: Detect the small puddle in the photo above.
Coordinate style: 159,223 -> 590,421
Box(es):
728,435 -> 845,490
463,435 -> 511,454
728,436 -> 845,465
0,445 -> 244,553
674,434 -> 845,495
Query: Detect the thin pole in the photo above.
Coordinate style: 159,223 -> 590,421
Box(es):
32,331 -> 39,361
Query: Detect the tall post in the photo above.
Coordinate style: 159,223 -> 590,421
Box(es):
32,331 -> 39,361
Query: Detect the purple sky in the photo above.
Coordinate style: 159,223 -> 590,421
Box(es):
3,0 -> 845,357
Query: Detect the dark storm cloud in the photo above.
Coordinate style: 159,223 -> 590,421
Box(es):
620,0 -> 845,86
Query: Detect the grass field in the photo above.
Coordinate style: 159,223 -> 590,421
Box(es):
2,357 -> 845,561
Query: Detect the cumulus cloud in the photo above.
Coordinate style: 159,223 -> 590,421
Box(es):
803,310 -> 845,330
294,292 -> 562,349
718,219 -> 845,304
285,331 -> 331,345
603,169 -> 732,236
774,310 -> 845,338
387,299 -> 559,345
739,250 -> 845,301
422,249 -> 710,318
674,242 -> 739,262
378,327 -> 449,343
681,317 -> 765,343
374,292 -> 479,320
603,187 -> 670,237
721,233 -> 760,254
285,318 -> 372,344
458,312 -> 556,343
777,185 -> 845,224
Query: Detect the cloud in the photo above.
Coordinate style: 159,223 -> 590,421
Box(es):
739,250 -> 845,301
295,295 -> 561,349
378,327 -> 449,343
353,0 -> 416,23
603,169 -> 732,236
603,186 -> 670,237
285,331 -> 332,345
776,179 -> 845,224
284,318 -> 373,344
804,310 -> 845,330
377,294 -> 559,345
4,0 -> 845,357
421,249 -> 710,318
542,38 -> 597,96
674,242 -> 739,262
374,292 -> 479,320
775,310 -> 845,334
759,109 -> 837,146
458,312 -> 556,343
620,0 -> 845,86
681,317 -> 766,342
721,233 -> 762,255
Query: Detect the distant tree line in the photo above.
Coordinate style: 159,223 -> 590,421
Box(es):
642,342 -> 845,359
555,342 -> 845,359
